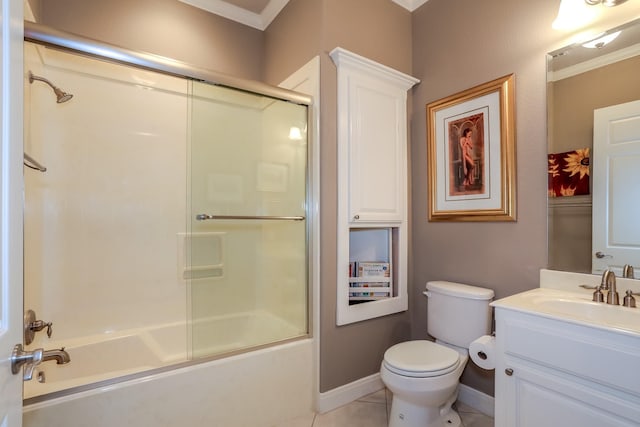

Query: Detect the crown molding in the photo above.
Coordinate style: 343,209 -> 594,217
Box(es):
180,0 -> 429,30
178,0 -> 289,31
390,0 -> 429,12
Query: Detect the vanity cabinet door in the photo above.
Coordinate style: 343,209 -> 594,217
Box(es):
496,357 -> 640,427
494,308 -> 640,427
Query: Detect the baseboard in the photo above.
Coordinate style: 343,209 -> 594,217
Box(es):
457,383 -> 495,418
316,373 -> 384,414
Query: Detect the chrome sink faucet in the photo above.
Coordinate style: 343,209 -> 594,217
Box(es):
601,269 -> 619,305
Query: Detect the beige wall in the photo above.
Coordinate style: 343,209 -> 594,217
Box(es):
35,0 -> 264,81
410,0 -> 640,395
266,0 -> 414,393
411,0 -> 558,395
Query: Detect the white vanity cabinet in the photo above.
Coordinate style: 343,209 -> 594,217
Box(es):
330,47 -> 418,325
494,308 -> 640,427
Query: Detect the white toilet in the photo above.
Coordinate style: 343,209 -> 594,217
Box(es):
380,281 -> 494,427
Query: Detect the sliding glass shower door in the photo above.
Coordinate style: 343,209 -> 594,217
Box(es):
187,81 -> 309,358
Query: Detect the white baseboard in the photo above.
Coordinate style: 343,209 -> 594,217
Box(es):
316,375 -> 494,419
316,373 -> 384,414
457,383 -> 495,418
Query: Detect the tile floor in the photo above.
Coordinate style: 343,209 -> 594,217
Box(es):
277,388 -> 494,427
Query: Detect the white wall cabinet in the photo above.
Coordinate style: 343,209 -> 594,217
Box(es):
494,308 -> 640,427
331,47 -> 418,325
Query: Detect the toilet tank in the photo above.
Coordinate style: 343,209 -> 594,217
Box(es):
425,281 -> 494,348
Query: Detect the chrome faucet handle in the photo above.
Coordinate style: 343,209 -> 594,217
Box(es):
11,344 -> 43,381
623,264 -> 635,279
592,288 -> 604,302
623,290 -> 637,308
24,309 -> 53,344
30,320 -> 53,338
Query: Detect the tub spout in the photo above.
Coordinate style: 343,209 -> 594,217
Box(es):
42,347 -> 70,365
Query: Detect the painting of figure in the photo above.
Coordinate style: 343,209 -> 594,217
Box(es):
448,112 -> 485,196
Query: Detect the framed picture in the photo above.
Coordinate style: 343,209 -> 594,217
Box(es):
426,74 -> 516,221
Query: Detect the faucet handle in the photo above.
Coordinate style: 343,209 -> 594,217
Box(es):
592,288 -> 604,302
24,309 -> 53,344
11,344 -> 43,381
623,290 -> 637,308
30,320 -> 53,338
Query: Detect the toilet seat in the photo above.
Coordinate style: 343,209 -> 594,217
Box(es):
383,340 -> 460,378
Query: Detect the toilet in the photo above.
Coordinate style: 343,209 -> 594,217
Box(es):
380,281 -> 494,427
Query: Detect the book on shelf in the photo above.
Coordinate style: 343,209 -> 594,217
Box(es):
348,261 -> 391,299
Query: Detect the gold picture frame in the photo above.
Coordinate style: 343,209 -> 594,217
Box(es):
427,74 -> 516,222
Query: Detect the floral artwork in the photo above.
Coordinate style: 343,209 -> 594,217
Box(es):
548,148 -> 590,197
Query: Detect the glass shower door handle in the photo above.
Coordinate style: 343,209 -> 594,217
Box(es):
196,214 -> 305,221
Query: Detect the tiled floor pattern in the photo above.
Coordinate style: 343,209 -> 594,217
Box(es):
277,388 -> 494,427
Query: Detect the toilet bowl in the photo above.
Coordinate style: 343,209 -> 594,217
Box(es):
381,340 -> 467,427
380,281 -> 494,427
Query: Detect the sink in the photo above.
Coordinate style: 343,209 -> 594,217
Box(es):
491,288 -> 640,336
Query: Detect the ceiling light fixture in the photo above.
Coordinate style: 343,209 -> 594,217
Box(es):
584,0 -> 627,6
553,0 -> 627,30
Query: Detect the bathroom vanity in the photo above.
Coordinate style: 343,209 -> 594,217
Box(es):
492,284 -> 640,426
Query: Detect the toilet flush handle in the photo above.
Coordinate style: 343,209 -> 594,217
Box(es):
423,291 -> 432,298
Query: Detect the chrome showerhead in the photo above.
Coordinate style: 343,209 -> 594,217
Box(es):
28,71 -> 74,103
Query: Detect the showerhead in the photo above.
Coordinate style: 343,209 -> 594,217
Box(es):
28,71 -> 74,103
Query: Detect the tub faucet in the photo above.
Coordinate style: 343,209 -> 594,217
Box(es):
600,269 -> 619,305
623,264 -> 635,279
42,347 -> 71,365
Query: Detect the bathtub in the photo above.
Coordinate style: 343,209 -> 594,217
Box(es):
23,311 -> 314,427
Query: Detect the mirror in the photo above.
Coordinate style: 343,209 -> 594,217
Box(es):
547,18 -> 640,275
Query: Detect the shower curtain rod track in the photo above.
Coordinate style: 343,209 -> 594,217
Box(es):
23,21 -> 312,107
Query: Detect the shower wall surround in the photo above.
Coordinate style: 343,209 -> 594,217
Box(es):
24,41 -> 190,341
23,33 -> 310,402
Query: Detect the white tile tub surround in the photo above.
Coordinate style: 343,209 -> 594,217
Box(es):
24,339 -> 315,427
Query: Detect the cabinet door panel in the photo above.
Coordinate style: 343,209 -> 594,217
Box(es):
348,79 -> 405,223
498,358 -> 640,427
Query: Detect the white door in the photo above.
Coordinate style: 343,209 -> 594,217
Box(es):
592,100 -> 640,275
0,0 -> 24,425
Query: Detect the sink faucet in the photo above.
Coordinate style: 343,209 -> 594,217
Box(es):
623,264 -> 635,279
600,269 -> 619,305
41,347 -> 71,365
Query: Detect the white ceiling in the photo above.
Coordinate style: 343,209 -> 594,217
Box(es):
178,0 -> 429,31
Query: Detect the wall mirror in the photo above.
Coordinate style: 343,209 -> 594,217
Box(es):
547,17 -> 640,277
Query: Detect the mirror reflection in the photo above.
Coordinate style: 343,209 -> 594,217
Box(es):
547,17 -> 640,276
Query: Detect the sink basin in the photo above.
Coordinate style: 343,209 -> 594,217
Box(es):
491,288 -> 640,336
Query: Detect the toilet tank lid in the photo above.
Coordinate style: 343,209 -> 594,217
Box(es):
426,281 -> 494,300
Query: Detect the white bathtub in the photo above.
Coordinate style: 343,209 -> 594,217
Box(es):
23,311 -> 314,427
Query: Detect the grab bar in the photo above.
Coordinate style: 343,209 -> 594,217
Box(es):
196,214 -> 305,221
24,152 -> 47,172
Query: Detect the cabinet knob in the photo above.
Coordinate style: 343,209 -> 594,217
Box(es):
505,368 -> 514,376
353,214 -> 360,220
